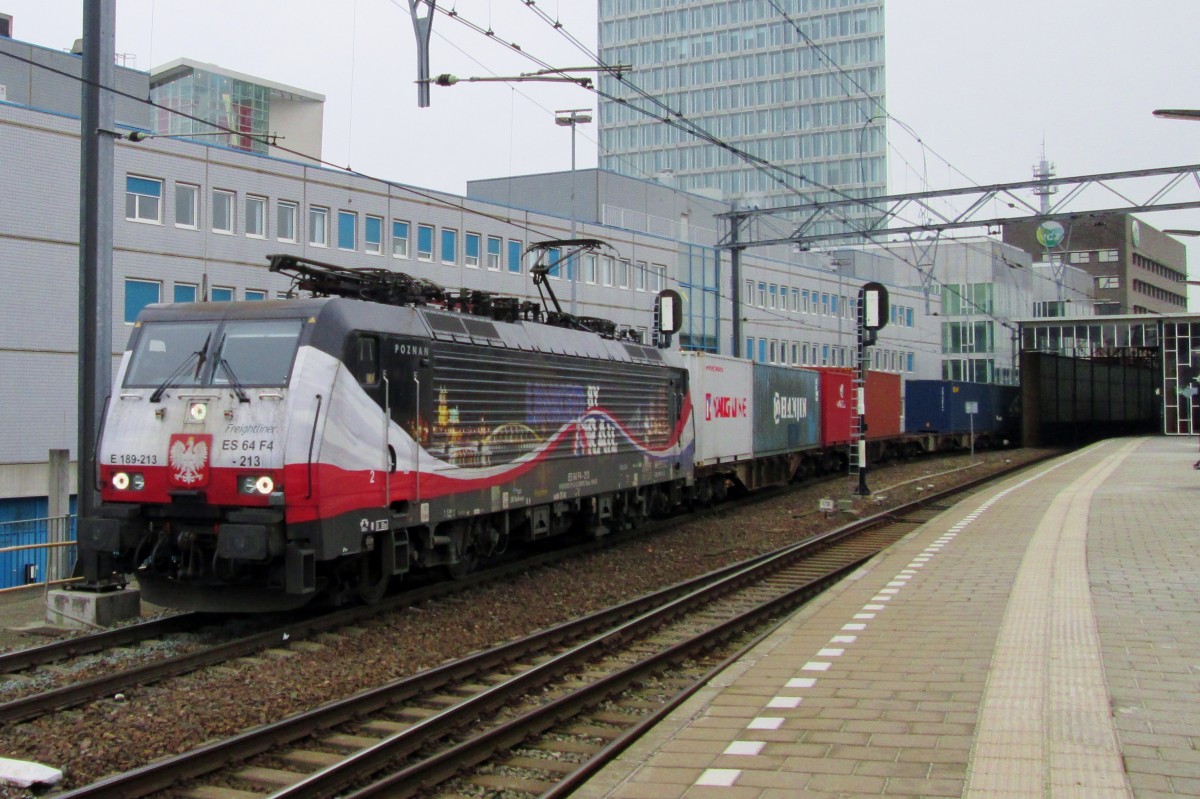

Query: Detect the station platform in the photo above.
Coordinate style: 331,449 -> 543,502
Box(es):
576,435 -> 1200,799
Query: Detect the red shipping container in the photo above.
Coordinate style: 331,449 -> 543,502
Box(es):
816,368 -> 902,443
818,369 -> 853,447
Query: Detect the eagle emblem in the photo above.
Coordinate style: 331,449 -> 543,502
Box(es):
169,433 -> 211,487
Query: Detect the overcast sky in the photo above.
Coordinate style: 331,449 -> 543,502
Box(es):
6,0 -> 1200,285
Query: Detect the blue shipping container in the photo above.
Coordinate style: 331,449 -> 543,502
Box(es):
752,364 -> 822,456
904,380 -> 1020,436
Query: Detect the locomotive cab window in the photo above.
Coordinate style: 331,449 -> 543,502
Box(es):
213,320 -> 303,387
355,334 -> 380,386
127,318 -> 304,390
124,321 -> 213,388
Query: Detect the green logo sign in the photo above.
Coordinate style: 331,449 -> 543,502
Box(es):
1036,221 -> 1065,248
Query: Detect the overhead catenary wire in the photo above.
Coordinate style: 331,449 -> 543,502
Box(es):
2,7 -> 1047,351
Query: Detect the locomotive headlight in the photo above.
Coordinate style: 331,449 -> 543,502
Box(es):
111,472 -> 145,491
239,474 -> 277,495
188,402 -> 208,422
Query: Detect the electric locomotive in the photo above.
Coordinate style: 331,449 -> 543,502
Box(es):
78,252 -> 694,611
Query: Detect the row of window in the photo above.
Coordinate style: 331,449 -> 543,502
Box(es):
1133,253 -> 1186,283
128,175 -> 527,270
745,335 -> 915,373
123,277 -> 274,323
743,279 -> 916,327
941,358 -> 995,384
941,320 -> 996,356
1131,279 -> 1187,308
125,176 -> 673,290
602,7 -> 880,54
1067,249 -> 1120,264
942,283 -> 995,316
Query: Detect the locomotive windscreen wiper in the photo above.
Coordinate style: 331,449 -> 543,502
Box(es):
218,357 -> 250,403
149,332 -> 211,403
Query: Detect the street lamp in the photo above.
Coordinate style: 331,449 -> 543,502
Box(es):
556,109 -> 592,314
1153,109 -> 1200,121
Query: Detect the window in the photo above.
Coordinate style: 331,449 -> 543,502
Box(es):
651,263 -> 666,292
757,282 -> 766,307
745,279 -> 754,304
125,176 -> 162,223
905,307 -> 914,327
604,257 -> 616,286
417,224 -> 434,261
308,206 -> 328,246
338,210 -> 357,250
210,286 -> 234,303
212,189 -> 234,233
769,284 -> 777,309
441,228 -> 458,265
508,239 -> 522,273
365,215 -> 383,254
769,339 -> 777,363
746,337 -> 754,360
392,220 -> 410,258
1097,275 -> 1121,289
174,283 -> 197,303
245,289 -> 267,301
487,236 -> 502,270
547,247 -> 562,279
907,352 -> 915,372
1069,251 -> 1091,264
1099,249 -> 1119,262
830,294 -> 838,316
465,233 -> 481,267
618,259 -> 631,288
758,339 -> 767,362
821,344 -> 830,365
636,260 -> 648,291
175,183 -> 198,228
124,278 -> 160,323
791,288 -> 799,312
245,195 -> 266,238
277,201 -> 297,242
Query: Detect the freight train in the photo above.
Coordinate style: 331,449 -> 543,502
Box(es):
78,252 -> 1019,612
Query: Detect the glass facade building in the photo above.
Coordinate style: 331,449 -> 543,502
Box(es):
597,0 -> 886,230
148,59 -> 325,163
151,66 -> 271,154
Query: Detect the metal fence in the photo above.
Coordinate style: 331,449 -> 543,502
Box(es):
0,515 -> 76,592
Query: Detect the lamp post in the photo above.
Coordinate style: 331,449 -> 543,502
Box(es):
556,108 -> 592,315
1153,109 -> 1200,121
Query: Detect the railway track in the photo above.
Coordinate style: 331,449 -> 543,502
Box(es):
0,454 -> 900,727
45,462 -> 1002,799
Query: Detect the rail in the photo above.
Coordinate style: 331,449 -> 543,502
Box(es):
0,515 -> 77,593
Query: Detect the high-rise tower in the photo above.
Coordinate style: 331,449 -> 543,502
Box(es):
597,0 -> 885,228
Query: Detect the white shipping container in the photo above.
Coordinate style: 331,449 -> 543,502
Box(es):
680,352 -> 754,466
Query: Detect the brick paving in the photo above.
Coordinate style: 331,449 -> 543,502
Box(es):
576,437 -> 1200,798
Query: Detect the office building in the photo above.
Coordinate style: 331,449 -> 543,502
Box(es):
1003,214 -> 1187,316
597,0 -> 886,229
